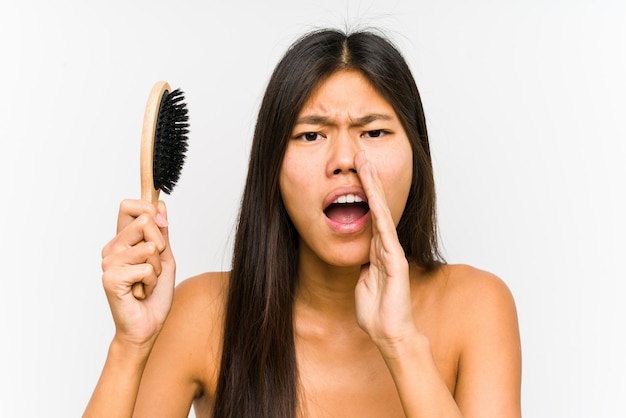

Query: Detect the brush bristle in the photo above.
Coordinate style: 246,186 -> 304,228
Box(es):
153,88 -> 189,194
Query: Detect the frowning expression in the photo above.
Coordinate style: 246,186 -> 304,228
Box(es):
279,70 -> 413,268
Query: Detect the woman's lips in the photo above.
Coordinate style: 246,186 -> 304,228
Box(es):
323,188 -> 370,233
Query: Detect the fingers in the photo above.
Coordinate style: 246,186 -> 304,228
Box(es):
115,199 -> 167,235
103,240 -> 163,274
102,257 -> 160,297
354,150 -> 401,247
103,200 -> 167,258
101,199 -> 171,299
155,200 -> 172,259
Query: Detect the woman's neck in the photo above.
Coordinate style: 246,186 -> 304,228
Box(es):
294,246 -> 364,324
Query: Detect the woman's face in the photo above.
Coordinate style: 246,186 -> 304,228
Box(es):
279,70 -> 413,269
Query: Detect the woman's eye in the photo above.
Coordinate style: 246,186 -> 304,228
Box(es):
298,132 -> 321,142
363,130 -> 387,138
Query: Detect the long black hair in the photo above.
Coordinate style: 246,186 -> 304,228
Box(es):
212,28 -> 442,418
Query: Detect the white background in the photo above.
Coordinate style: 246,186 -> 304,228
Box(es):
1,1 -> 624,417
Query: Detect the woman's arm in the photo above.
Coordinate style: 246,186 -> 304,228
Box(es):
378,333 -> 463,418
83,200 -> 176,417
84,339 -> 155,418
354,151 -> 464,417
86,273 -> 222,418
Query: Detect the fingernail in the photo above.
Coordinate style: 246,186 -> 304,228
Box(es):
156,212 -> 168,227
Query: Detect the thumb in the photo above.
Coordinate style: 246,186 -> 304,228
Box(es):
155,201 -> 171,252
155,200 -> 169,228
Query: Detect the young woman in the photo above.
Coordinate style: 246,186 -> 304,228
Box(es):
85,29 -> 521,417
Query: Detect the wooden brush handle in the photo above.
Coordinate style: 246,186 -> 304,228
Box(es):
132,81 -> 170,300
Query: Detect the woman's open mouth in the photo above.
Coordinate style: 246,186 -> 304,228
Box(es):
324,193 -> 370,231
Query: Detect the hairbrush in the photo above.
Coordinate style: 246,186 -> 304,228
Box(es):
133,81 -> 189,299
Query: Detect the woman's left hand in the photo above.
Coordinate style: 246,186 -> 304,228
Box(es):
354,150 -> 418,352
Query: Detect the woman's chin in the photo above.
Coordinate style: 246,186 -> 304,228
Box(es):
322,250 -> 371,270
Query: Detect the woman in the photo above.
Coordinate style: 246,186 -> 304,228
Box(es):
85,29 -> 521,417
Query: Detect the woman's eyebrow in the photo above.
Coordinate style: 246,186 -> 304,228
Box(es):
294,113 -> 393,127
294,115 -> 331,126
352,113 -> 393,126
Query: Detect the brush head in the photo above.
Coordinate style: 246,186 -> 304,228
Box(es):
153,88 -> 189,194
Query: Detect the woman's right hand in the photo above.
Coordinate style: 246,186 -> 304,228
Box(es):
100,199 -> 176,350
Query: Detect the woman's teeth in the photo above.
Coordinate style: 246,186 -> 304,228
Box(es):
332,194 -> 363,204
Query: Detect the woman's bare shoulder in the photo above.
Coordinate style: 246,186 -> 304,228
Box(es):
174,271 -> 230,308
167,271 -> 229,361
165,271 -> 230,339
421,263 -> 519,341
173,271 -> 229,377
440,263 -> 519,348
439,263 -> 515,305
415,263 -> 518,338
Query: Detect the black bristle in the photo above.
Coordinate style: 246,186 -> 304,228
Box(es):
153,88 -> 189,194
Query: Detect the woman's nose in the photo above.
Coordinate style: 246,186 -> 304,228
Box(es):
326,132 -> 360,176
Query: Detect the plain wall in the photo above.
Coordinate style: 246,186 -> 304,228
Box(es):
1,1 -> 624,416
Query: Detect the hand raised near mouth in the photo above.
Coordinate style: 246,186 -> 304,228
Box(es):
353,150 -> 418,352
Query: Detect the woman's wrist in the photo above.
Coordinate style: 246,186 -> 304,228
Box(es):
375,329 -> 432,366
109,334 -> 156,365
377,332 -> 462,417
